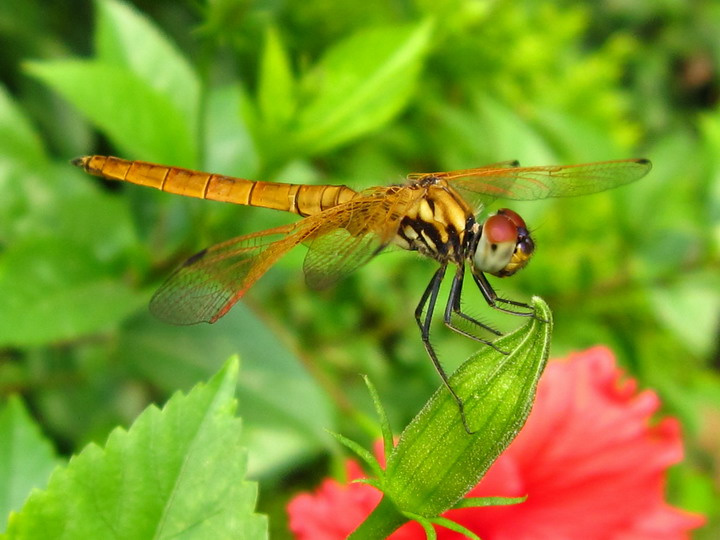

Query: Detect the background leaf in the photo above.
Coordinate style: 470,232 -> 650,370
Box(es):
0,238 -> 146,347
94,0 -> 199,138
0,397 -> 61,533
294,20 -> 433,155
649,272 -> 720,357
25,60 -> 196,166
0,85 -> 45,168
257,25 -> 296,131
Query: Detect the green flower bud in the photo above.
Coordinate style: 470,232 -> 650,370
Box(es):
351,296 -> 552,538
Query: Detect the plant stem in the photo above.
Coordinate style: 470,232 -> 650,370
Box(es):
348,496 -> 408,539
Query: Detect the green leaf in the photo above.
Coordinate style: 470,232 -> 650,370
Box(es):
115,304 -> 334,477
25,60 -> 196,166
429,516 -> 479,540
94,0 -> 199,138
416,516 -> 437,540
649,272 -> 720,357
453,495 -> 527,509
0,84 -> 46,168
203,85 -> 259,177
0,238 -> 146,346
425,96 -> 555,198
352,297 -> 552,538
700,112 -> 720,252
4,358 -> 268,539
49,189 -> 138,262
533,106 -> 624,160
471,94 -> 555,165
295,20 -> 433,155
0,157 -> 135,247
327,431 -> 384,479
257,25 -> 296,129
363,376 -> 394,461
353,478 -> 382,490
0,397 -> 61,533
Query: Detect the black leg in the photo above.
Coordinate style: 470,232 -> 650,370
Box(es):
415,265 -> 475,434
443,266 -> 506,350
414,265 -> 446,328
471,270 -> 537,317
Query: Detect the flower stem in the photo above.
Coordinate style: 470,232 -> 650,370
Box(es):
348,496 -> 407,539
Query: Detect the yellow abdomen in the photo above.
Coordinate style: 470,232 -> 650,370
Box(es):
73,155 -> 358,217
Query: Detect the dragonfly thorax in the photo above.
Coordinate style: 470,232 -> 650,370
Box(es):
469,208 -> 535,277
392,183 -> 474,264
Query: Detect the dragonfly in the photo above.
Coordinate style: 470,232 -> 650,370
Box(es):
73,154 -> 651,432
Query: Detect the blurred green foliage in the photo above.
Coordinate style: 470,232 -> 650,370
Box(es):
0,0 -> 719,537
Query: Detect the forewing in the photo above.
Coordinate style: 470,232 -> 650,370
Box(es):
149,223 -> 305,325
444,159 -> 651,205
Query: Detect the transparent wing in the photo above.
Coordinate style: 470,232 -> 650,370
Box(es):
303,185 -> 422,289
149,186 -> 420,324
303,228 -> 380,290
406,160 -> 520,181
438,158 -> 651,206
149,223 -> 304,325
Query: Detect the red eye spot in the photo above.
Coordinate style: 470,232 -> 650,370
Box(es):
497,208 -> 527,229
484,214 -> 517,243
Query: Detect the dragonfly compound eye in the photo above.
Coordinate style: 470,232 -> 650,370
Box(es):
472,210 -> 534,277
496,207 -> 527,229
484,213 -> 518,244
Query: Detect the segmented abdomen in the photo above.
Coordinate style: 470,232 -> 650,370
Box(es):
73,155 -> 358,216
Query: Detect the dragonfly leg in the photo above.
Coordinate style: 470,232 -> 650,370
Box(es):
471,270 -> 543,320
415,265 -> 475,435
444,266 -> 507,351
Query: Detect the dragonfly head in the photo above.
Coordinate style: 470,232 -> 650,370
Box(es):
470,208 -> 535,277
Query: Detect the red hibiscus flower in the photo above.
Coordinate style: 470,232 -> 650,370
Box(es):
287,346 -> 705,539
